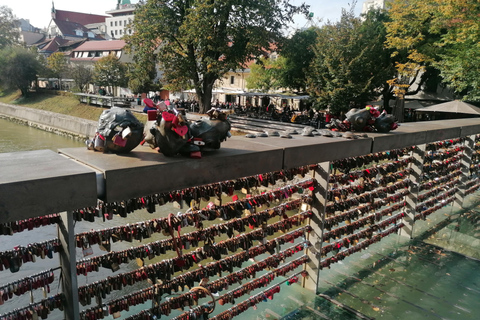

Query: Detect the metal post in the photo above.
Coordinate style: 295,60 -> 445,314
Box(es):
58,211 -> 80,320
303,162 -> 330,293
455,134 -> 475,208
400,144 -> 426,238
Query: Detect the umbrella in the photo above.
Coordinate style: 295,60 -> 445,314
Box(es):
404,100 -> 425,109
416,100 -> 480,115
366,100 -> 423,109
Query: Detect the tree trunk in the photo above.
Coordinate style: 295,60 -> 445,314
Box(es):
197,77 -> 215,114
393,96 -> 405,123
381,83 -> 394,114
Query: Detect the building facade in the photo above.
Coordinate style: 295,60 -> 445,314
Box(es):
17,19 -> 46,46
71,40 -> 132,65
361,0 -> 387,14
48,4 -> 107,41
105,0 -> 136,39
70,40 -> 133,95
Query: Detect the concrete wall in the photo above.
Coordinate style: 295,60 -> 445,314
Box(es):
0,102 -> 97,139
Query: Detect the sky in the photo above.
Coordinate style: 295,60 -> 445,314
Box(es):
0,0 -> 363,31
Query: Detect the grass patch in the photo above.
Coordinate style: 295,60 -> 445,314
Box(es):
0,88 -> 22,101
0,89 -> 147,122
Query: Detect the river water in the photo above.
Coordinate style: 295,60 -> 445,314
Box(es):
1,117 -> 479,320
0,118 -> 84,153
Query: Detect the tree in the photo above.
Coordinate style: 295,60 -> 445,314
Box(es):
47,52 -> 68,90
248,27 -> 318,93
307,8 -> 396,114
0,46 -> 42,96
69,64 -> 93,92
385,0 -> 443,120
93,54 -> 128,95
358,9 -> 399,112
385,0 -> 480,101
430,0 -> 480,101
0,6 -> 20,49
246,56 -> 286,92
125,0 -> 309,113
127,52 -> 160,94
438,45 -> 480,101
280,27 -> 318,92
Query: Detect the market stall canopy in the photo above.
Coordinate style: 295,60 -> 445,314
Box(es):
183,88 -> 245,94
276,94 -> 310,100
239,92 -> 309,99
215,88 -> 245,94
366,100 -> 424,109
238,92 -> 270,97
416,100 -> 480,115
404,100 -> 425,109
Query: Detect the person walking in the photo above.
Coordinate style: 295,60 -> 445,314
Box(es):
153,91 -> 161,104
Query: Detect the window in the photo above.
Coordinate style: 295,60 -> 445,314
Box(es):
115,21 -> 117,26
115,30 -> 118,35
119,30 -> 123,35
110,22 -> 113,27
124,20 -> 127,26
230,76 -> 235,85
119,20 -> 122,26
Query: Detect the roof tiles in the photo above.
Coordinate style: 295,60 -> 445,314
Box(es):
54,9 -> 108,25
72,40 -> 126,52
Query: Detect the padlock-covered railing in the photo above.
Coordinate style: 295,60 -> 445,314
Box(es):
1,119 -> 480,320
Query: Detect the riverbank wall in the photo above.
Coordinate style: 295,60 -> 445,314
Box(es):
0,102 -> 97,140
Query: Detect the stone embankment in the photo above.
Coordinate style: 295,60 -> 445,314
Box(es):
0,102 -> 97,139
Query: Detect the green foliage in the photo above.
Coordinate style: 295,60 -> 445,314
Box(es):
307,8 -> 396,114
437,45 -> 480,101
247,27 -> 318,93
386,0 -> 480,101
0,6 -> 20,49
69,64 -> 93,93
280,27 -> 319,92
93,54 -> 128,94
47,52 -> 68,78
126,52 -> 159,94
125,0 -> 309,113
0,46 -> 43,96
46,52 -> 69,89
247,56 -> 286,92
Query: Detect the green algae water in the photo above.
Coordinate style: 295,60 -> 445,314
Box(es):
305,195 -> 480,320
0,117 -> 83,153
